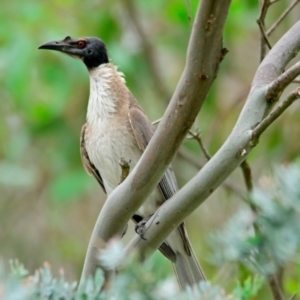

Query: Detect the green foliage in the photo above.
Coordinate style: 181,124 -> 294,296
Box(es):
211,162 -> 300,276
233,276 -> 264,300
1,0 -> 299,297
1,244 -> 237,300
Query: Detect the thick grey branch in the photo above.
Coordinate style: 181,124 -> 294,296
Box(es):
79,0 -> 232,283
127,20 -> 300,260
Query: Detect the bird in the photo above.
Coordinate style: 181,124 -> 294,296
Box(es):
38,36 -> 206,289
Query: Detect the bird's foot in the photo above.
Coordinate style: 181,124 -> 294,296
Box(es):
134,215 -> 153,240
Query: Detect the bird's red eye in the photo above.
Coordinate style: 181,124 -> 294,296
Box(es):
77,40 -> 86,49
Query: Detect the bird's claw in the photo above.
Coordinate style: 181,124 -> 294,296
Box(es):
134,215 -> 152,240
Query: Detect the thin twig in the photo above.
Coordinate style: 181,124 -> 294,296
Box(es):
257,0 -> 273,61
188,129 -> 211,160
240,159 -> 258,218
267,0 -> 300,36
177,148 -> 244,197
266,62 -> 300,104
268,274 -> 285,300
257,0 -> 271,21
288,292 -> 297,300
188,129 -> 255,197
122,0 -> 170,102
240,160 -> 253,192
252,88 -> 300,144
154,118 -> 212,160
159,120 -> 254,197
185,0 -> 193,27
257,18 -> 273,51
152,117 -> 162,126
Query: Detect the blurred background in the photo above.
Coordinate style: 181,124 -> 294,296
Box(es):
1,0 -> 300,293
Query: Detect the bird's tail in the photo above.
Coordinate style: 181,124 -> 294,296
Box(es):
172,240 -> 206,290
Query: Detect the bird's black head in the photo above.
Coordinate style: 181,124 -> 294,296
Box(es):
38,36 -> 109,69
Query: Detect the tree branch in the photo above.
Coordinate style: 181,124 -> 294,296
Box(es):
257,18 -> 272,52
188,129 -> 211,160
122,0 -> 171,102
188,129 -> 255,195
257,0 -> 274,61
268,274 -> 285,300
177,148 -> 244,197
240,160 -> 253,192
79,0 -> 232,284
267,0 -> 300,37
288,292 -> 297,300
126,20 -> 300,261
252,87 -> 300,142
265,62 -> 300,104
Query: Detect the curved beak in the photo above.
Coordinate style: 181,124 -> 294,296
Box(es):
38,36 -> 74,53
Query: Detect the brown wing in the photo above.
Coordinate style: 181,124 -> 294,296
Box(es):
80,123 -> 106,194
128,105 -> 178,199
128,105 -> 191,256
128,104 -> 155,151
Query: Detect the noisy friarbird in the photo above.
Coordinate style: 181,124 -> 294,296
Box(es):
38,36 -> 206,289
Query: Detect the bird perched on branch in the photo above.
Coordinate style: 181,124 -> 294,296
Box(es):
39,36 -> 205,289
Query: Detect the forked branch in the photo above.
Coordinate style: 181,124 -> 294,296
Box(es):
128,20 -> 300,261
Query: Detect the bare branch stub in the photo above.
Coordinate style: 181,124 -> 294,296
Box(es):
188,129 -> 211,161
119,157 -> 131,184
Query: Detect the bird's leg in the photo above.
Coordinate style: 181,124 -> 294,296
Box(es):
118,156 -> 131,184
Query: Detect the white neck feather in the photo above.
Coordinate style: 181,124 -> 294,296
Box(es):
87,64 -> 125,124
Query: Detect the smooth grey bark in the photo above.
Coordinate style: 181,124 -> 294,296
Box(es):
127,20 -> 300,259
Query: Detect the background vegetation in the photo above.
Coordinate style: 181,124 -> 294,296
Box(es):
1,0 -> 300,298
